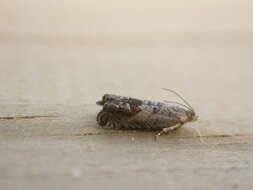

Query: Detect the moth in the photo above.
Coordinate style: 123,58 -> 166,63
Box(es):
96,89 -> 198,137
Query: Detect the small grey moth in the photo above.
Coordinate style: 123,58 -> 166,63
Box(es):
96,89 -> 198,137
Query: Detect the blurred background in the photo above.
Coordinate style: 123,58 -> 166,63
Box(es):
1,0 -> 253,121
1,1 -> 253,114
1,1 -> 253,189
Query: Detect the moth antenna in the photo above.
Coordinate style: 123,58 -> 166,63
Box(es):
162,88 -> 195,112
193,128 -> 206,144
164,101 -> 192,111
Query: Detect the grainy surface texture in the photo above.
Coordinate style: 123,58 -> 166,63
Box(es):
1,0 -> 253,190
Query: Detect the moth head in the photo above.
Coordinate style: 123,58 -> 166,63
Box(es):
188,110 -> 198,122
191,114 -> 198,122
163,88 -> 198,123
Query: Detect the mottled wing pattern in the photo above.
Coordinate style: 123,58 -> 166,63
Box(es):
97,94 -> 189,130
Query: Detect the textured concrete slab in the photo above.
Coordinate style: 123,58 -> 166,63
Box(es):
1,0 -> 253,190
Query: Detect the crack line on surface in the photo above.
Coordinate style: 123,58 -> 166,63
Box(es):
52,131 -> 253,138
0,115 -> 59,120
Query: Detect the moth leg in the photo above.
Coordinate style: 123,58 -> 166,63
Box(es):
156,123 -> 182,137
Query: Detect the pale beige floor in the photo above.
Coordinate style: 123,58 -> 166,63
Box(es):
1,1 -> 253,190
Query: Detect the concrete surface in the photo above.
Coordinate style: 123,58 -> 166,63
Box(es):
1,1 -> 253,190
